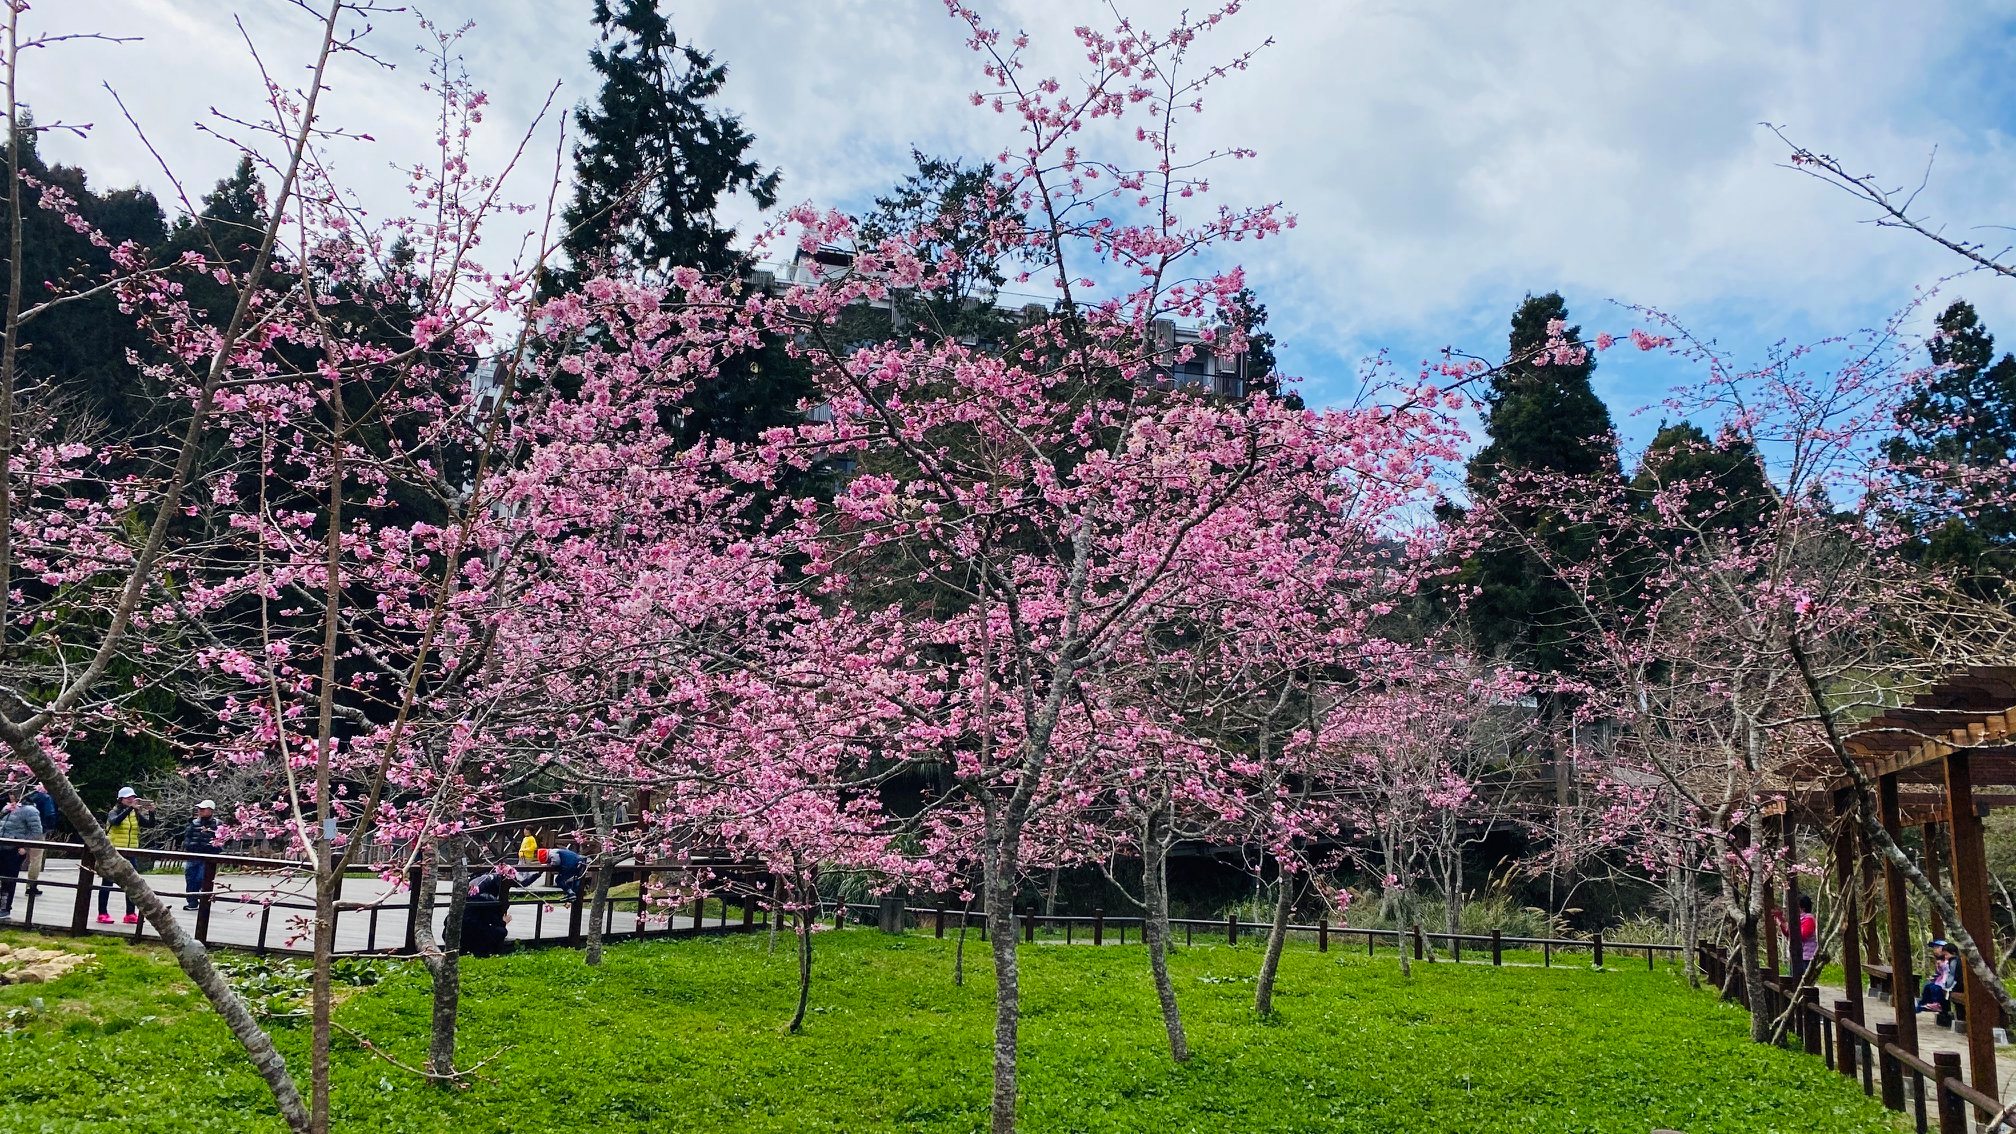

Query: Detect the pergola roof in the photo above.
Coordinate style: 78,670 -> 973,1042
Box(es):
1780,665 -> 2016,790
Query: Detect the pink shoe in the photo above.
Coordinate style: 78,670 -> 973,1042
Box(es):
121,914 -> 138,925
95,914 -> 113,924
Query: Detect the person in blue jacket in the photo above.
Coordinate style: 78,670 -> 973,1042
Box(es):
537,847 -> 588,902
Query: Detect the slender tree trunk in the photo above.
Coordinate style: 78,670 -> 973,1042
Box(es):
1444,855 -> 1463,939
1394,889 -> 1414,978
584,789 -> 613,966
410,843 -> 468,1080
1255,870 -> 1295,1017
985,836 -> 1021,1134
954,895 -> 970,987
309,862 -> 335,1134
1140,828 -> 1188,1061
767,876 -> 781,956
788,906 -> 813,1033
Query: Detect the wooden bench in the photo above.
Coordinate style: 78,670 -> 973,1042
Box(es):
1864,962 -> 1893,1001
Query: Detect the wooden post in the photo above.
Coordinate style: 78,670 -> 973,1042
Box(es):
1876,1023 -> 1904,1112
1318,917 -> 1328,953
1411,924 -> 1423,961
1944,750 -> 2001,1101
1834,999 -> 1858,1078
566,887 -> 585,947
1763,821 -> 1782,975
1832,791 -> 1864,1018
1592,931 -> 1604,969
70,859 -> 93,936
1924,822 -> 1946,942
742,894 -> 754,931
1799,986 -> 1822,1056
1024,907 -> 1035,944
1092,908 -> 1103,947
1491,929 -> 1502,966
1225,914 -> 1237,946
934,900 -> 947,939
1784,811 -> 1804,986
1934,1051 -> 1967,1134
1858,820 -> 1884,973
403,863 -> 423,954
1878,774 -> 1920,1055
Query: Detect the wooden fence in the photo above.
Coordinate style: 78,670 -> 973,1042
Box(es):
1,837 -> 770,958
1697,942 -> 1995,1132
838,900 -> 1688,970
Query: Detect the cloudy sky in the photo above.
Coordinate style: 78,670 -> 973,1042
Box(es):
30,1 -> 2016,453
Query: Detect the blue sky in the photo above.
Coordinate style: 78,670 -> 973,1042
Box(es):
33,1 -> 2016,467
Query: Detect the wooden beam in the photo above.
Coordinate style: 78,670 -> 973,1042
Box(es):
1831,790 -> 1864,1018
1878,774 -> 1919,1056
1945,751 -> 2002,1100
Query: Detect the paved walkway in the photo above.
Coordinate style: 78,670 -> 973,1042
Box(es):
1814,980 -> 2016,1099
5,860 -> 725,955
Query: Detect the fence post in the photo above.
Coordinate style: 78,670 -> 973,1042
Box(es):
1366,929 -> 1374,957
1792,987 -> 1818,1056
1227,914 -> 1238,946
1318,918 -> 1328,953
935,900 -> 947,939
1491,929 -> 1502,966
1934,1051 -> 1966,1134
1876,1023 -> 1903,1111
1452,933 -> 1461,963
1093,908 -> 1104,947
1024,907 -> 1036,943
742,893 -> 754,932
1591,931 -> 1604,968
70,858 -> 94,937
1412,925 -> 1424,961
1834,999 -> 1858,1076
402,864 -> 423,954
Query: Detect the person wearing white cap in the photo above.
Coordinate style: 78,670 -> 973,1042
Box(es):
181,800 -> 221,911
97,787 -> 156,924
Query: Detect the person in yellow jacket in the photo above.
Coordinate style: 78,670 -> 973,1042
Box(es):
98,786 -> 157,924
517,832 -> 539,868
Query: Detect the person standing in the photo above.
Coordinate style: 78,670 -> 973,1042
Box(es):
98,787 -> 157,924
1771,894 -> 1819,986
181,800 -> 221,911
0,789 -> 43,920
23,783 -> 55,897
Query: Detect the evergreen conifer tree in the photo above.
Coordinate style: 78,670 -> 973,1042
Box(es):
1456,292 -> 1621,672
1884,299 -> 2016,590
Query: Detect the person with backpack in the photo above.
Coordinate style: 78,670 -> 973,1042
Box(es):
23,783 -> 55,897
181,800 -> 221,911
98,787 -> 157,924
459,864 -> 516,957
0,788 -> 44,920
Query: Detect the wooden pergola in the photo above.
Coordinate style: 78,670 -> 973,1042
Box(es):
1771,665 -> 2016,1102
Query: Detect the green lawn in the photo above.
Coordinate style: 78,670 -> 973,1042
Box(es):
0,928 -> 1893,1133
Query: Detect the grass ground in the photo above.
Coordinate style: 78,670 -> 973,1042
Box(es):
0,928 -> 1893,1133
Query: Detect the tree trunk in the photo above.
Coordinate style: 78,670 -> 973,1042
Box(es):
1255,870 -> 1295,1017
1444,854 -> 1464,939
409,845 -> 468,1080
954,895 -> 970,987
584,789 -> 613,966
19,758 -> 309,1130
787,907 -> 813,1033
310,861 -> 335,1134
1140,829 -> 1188,1061
985,844 -> 1021,1134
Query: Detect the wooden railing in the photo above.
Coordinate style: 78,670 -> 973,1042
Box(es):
838,901 -> 1686,970
0,837 -> 772,957
1697,940 -> 1995,1132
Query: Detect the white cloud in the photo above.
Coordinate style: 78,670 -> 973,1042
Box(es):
27,0 -> 2016,413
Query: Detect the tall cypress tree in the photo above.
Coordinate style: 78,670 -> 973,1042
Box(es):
557,1 -> 813,458
559,0 -> 779,284
1884,299 -> 2016,590
1456,292 -> 1622,672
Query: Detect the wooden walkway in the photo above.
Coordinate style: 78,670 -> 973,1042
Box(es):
1814,980 -> 2016,1099
8,859 -> 741,957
